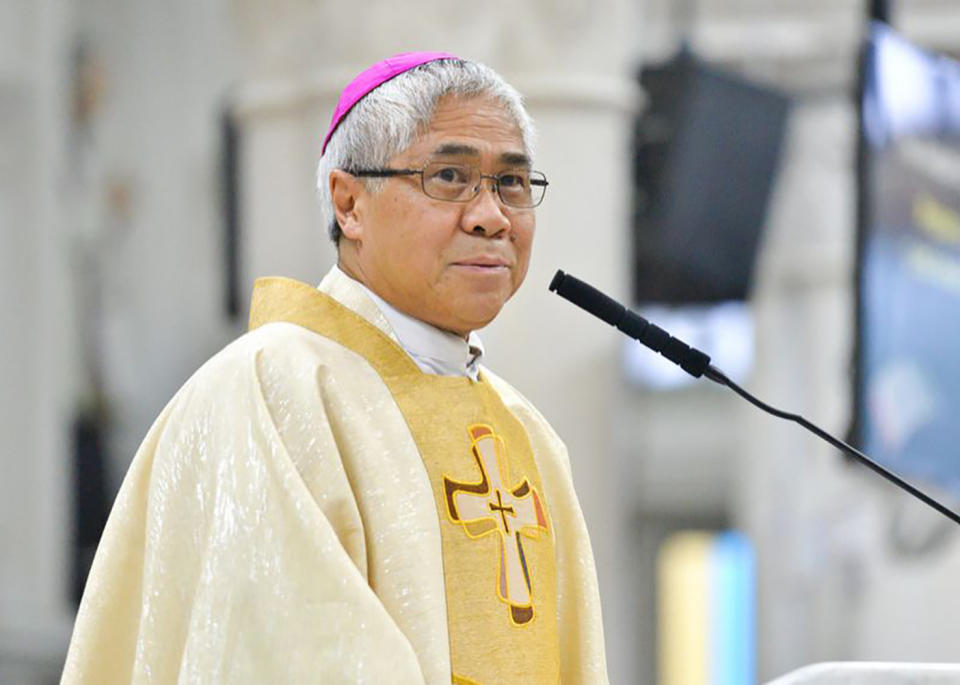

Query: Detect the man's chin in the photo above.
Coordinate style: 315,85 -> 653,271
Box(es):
428,304 -> 500,337
449,306 -> 506,335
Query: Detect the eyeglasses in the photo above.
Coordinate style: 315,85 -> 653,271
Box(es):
345,162 -> 549,208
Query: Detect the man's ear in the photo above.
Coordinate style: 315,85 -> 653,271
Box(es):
330,170 -> 365,241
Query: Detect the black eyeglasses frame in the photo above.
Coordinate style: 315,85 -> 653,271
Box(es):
344,164 -> 549,208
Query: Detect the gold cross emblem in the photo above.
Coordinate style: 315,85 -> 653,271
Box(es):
443,424 -> 549,625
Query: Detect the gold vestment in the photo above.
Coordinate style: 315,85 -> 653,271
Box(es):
63,269 -> 608,684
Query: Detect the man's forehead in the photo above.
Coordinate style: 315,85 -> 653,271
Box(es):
401,97 -> 530,164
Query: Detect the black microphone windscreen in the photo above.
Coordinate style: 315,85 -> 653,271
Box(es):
619,310 -> 651,340
549,270 -> 624,327
550,269 -> 713,379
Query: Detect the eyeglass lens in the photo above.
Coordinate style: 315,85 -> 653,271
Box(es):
421,163 -> 546,207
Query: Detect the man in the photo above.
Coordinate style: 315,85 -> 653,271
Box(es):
63,52 -> 608,684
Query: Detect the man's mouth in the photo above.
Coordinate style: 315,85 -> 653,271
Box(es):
453,257 -> 511,270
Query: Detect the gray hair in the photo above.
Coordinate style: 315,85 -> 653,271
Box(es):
317,58 -> 536,244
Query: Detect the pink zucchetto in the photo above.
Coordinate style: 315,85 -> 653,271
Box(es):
320,51 -> 460,155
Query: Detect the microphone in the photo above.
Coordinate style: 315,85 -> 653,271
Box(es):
549,270 -> 711,378
549,268 -> 960,527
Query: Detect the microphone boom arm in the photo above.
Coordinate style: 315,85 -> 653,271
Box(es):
549,269 -> 960,527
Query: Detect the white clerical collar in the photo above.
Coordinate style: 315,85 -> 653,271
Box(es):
329,266 -> 484,381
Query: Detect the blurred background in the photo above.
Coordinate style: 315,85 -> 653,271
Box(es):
3,0 -> 960,682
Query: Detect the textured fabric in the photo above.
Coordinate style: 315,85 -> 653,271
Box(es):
62,270 -> 608,684
249,277 -> 560,683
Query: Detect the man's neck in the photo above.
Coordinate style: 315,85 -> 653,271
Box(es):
329,264 -> 484,381
336,258 -> 471,341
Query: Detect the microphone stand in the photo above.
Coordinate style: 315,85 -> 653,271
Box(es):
550,269 -> 960,527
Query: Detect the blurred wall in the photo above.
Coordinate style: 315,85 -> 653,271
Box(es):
2,0 -> 241,679
1,0 -> 74,680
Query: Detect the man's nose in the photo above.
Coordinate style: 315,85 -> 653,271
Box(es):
462,181 -> 511,237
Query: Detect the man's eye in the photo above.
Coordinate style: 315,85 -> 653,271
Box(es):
498,173 -> 527,188
431,167 -> 468,184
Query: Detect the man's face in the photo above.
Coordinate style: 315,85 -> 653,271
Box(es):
337,95 -> 536,337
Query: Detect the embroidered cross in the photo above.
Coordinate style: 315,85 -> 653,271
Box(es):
443,424 -> 549,625
489,491 -> 515,532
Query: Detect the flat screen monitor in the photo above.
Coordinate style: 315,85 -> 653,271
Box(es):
857,22 -> 960,496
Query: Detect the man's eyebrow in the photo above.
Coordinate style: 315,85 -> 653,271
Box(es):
432,143 -> 480,157
430,144 -> 531,168
499,151 -> 531,167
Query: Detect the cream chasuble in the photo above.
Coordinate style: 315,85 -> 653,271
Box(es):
62,272 -> 608,684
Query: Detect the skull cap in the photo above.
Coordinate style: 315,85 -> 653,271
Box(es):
321,51 -> 460,154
